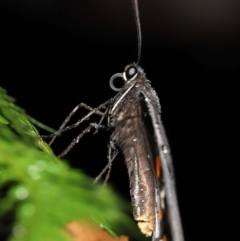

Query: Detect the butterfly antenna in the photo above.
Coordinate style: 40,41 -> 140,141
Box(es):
131,0 -> 142,64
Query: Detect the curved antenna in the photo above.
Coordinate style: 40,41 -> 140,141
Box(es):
131,0 -> 142,64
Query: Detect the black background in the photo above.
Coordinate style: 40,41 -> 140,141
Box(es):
1,0 -> 239,240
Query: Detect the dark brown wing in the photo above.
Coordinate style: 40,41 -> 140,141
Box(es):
110,84 -> 159,237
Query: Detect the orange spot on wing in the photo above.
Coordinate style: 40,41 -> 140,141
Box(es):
155,156 -> 161,178
162,235 -> 168,241
159,208 -> 163,221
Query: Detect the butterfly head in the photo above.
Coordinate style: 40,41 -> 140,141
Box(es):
109,63 -> 145,92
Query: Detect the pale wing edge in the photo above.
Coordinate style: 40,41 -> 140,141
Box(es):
140,91 -> 184,241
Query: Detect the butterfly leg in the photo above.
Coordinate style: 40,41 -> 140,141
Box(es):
103,141 -> 118,185
50,102 -> 105,144
58,122 -> 106,158
41,99 -> 112,144
93,140 -> 118,185
93,105 -> 110,135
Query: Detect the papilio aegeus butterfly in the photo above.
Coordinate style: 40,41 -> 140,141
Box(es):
43,1 -> 184,241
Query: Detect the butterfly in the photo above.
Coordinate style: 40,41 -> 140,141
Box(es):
42,1 -> 184,241
106,62 -> 184,241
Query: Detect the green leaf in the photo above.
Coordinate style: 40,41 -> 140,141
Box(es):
0,87 -> 145,241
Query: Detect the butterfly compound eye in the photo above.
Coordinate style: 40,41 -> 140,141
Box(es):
124,65 -> 138,80
109,64 -> 138,92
